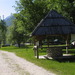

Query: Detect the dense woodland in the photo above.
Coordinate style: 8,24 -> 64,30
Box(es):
0,0 -> 75,47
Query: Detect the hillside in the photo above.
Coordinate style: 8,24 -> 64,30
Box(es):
4,15 -> 15,26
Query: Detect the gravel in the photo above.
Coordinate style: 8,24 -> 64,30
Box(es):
0,51 -> 56,75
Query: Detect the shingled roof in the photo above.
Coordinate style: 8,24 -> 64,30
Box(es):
31,10 -> 75,36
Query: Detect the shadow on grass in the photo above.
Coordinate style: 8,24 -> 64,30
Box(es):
53,56 -> 75,62
13,45 -> 32,49
44,55 -> 75,63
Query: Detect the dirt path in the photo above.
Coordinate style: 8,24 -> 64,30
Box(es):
0,50 -> 56,75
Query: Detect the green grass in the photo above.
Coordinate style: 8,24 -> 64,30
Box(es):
1,46 -> 75,75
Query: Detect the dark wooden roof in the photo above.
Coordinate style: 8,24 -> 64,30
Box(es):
31,10 -> 75,36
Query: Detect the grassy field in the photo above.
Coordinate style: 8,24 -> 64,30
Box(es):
1,45 -> 75,75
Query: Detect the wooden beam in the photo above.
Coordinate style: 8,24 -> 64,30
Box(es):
66,34 -> 70,54
33,45 -> 39,59
66,40 -> 68,54
36,48 -> 39,59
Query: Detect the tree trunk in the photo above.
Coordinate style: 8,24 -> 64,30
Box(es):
17,41 -> 21,48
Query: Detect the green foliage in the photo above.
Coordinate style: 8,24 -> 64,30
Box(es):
9,24 -> 25,47
0,20 -> 7,45
14,0 -> 75,34
15,0 -> 49,32
0,20 -> 7,31
8,15 -> 29,47
8,0 -> 75,46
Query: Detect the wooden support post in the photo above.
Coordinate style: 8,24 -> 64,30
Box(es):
47,39 -> 49,47
0,41 -> 1,48
33,41 -> 39,59
36,48 -> 39,59
33,46 -> 39,59
66,40 -> 68,54
66,34 -> 70,54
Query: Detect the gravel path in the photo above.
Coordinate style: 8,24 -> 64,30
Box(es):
0,50 -> 56,75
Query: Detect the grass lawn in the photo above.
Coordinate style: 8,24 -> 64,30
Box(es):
1,45 -> 75,75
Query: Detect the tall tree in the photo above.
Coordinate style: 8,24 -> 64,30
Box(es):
15,0 -> 74,33
15,0 -> 49,33
67,0 -> 75,24
9,14 -> 28,47
11,0 -> 75,46
0,20 -> 7,46
5,0 -> 75,47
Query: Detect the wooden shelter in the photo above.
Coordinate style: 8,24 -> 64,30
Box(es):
31,10 -> 75,59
